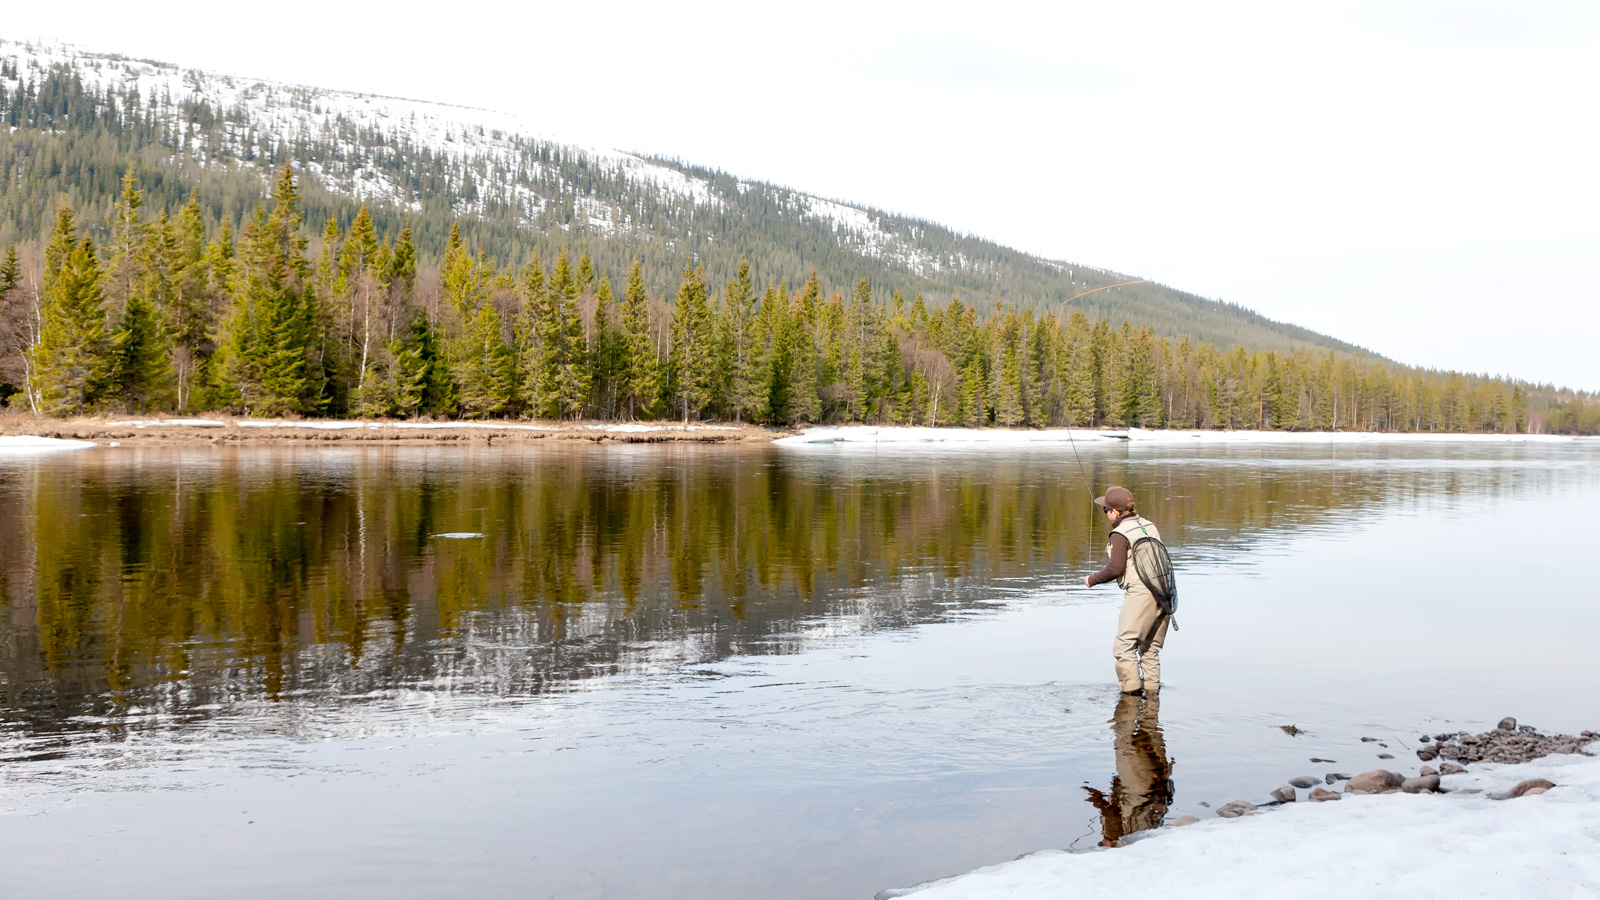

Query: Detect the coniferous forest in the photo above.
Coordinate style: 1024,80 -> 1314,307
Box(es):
2,164 -> 1595,434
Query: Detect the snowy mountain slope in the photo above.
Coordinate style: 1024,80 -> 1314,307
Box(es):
0,37 -> 1374,358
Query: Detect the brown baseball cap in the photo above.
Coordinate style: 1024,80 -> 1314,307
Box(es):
1094,486 -> 1134,512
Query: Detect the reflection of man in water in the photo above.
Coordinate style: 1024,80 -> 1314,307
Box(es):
1083,692 -> 1174,847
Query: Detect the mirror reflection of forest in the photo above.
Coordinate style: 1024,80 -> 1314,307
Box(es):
0,444 -> 1532,739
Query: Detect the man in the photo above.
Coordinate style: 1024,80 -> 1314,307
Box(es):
1082,486 -> 1168,695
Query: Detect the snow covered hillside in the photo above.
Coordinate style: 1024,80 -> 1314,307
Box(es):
0,37 -> 1375,357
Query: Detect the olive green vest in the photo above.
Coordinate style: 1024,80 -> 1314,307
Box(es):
1107,515 -> 1161,590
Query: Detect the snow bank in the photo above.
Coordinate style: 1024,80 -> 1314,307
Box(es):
0,435 -> 97,452
887,751 -> 1600,900
105,418 -> 226,428
777,426 -> 1580,447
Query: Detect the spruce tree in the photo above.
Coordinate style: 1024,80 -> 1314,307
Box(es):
670,262 -> 714,421
617,259 -> 660,419
724,257 -> 760,423
31,225 -> 113,415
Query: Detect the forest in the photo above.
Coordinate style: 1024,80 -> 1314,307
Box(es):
3,164 -> 1594,434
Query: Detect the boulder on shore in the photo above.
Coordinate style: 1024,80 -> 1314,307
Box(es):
1346,770 -> 1405,794
1493,778 -> 1556,800
1401,774 -> 1441,794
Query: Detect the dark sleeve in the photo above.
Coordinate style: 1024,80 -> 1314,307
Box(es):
1087,533 -> 1130,586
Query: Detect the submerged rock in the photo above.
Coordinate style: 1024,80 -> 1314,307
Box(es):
1166,815 -> 1200,827
1377,753 -> 1395,759
1346,770 -> 1405,794
1309,787 -> 1342,802
1417,748 -> 1438,762
1216,800 -> 1256,818
1439,762 -> 1466,775
1288,776 -> 1319,789
1420,766 -> 1438,777
1325,772 -> 1353,784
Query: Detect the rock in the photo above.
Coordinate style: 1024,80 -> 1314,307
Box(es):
1493,778 -> 1556,800
1401,775 -> 1441,794
1420,766 -> 1437,777
1439,762 -> 1466,775
1518,724 -> 1538,734
1361,737 -> 1379,742
1309,757 -> 1336,763
1309,787 -> 1342,802
1416,748 -> 1438,762
1280,725 -> 1304,736
1166,815 -> 1200,826
1497,717 -> 1517,731
1216,800 -> 1256,818
1419,735 -> 1433,743
1288,776 -> 1319,789
1345,769 -> 1405,794
1377,753 -> 1394,759
1325,772 -> 1353,784
1270,786 -> 1296,803
1434,733 -> 1454,742
1197,801 -> 1211,808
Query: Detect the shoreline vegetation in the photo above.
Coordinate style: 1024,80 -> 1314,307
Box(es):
1,416 -> 1592,448
2,168 -> 1595,437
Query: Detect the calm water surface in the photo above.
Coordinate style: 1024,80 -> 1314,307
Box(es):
1,440 -> 1597,898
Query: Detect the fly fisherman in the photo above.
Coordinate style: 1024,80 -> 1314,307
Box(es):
1081,486 -> 1169,696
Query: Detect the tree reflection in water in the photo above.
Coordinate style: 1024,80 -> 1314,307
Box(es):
1083,692 -> 1174,847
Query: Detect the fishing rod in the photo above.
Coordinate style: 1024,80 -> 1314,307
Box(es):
1057,280 -> 1148,528
1061,279 -> 1149,308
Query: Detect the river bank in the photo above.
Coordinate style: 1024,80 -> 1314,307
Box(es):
0,416 -> 1584,449
0,414 -> 789,445
885,721 -> 1600,900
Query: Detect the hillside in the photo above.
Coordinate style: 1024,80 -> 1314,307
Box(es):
0,38 -> 1375,359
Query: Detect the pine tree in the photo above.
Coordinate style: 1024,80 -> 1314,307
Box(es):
670,262 -> 715,421
105,165 -> 146,312
617,259 -> 660,419
782,273 -> 822,424
224,165 -> 318,415
111,288 -> 174,412
30,221 -> 113,415
724,257 -> 761,423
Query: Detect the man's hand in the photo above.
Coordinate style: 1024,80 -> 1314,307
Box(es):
1082,575 -> 1093,588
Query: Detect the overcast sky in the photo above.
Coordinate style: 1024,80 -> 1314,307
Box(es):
9,0 -> 1599,389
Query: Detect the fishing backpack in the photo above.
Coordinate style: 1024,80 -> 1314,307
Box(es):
1116,516 -> 1178,617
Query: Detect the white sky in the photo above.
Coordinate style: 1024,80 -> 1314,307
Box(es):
8,0 -> 1598,389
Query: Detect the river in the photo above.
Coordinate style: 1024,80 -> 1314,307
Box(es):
1,438 -> 1596,898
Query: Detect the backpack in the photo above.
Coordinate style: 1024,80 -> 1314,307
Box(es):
1127,529 -> 1178,618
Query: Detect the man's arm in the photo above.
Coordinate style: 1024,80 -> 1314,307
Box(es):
1085,532 -> 1130,587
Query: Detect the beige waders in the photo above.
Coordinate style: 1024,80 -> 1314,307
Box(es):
1113,582 -> 1169,693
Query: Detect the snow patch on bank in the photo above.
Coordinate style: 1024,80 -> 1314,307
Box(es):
0,435 -> 97,452
778,426 -> 1581,447
887,751 -> 1600,900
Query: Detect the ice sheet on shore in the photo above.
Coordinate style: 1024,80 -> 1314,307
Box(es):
777,426 -> 1581,446
0,435 -> 97,452
887,751 -> 1600,900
